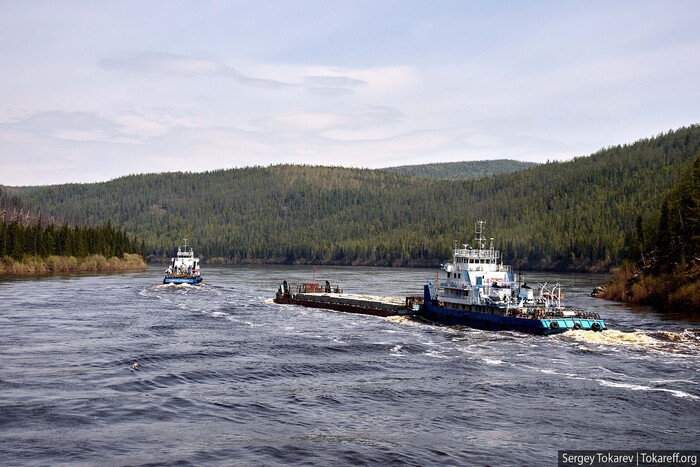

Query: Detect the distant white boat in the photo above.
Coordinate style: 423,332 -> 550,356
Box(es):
163,240 -> 202,285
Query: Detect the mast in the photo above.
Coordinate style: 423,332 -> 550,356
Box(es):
475,219 -> 486,251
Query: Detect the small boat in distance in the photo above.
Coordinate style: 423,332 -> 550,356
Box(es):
163,240 -> 203,285
419,220 -> 606,335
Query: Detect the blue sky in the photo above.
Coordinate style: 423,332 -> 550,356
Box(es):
1,0 -> 699,186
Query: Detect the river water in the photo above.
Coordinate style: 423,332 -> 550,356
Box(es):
1,265 -> 698,466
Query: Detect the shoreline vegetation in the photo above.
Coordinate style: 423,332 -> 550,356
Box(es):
0,219 -> 147,276
597,262 -> 700,314
0,253 -> 147,275
595,153 -> 700,314
150,255 -> 441,268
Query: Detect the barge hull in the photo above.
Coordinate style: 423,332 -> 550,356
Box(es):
275,292 -> 416,317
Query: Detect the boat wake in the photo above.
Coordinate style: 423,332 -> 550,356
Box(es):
157,282 -> 202,290
384,315 -> 432,327
596,379 -> 699,400
159,282 -> 194,287
385,315 -> 414,324
563,328 -> 700,355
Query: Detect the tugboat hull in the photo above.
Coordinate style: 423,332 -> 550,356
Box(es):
421,300 -> 606,336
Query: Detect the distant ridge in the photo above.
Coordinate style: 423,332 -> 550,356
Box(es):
380,159 -> 538,180
6,124 -> 700,271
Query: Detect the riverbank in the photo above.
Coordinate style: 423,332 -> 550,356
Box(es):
597,263 -> 700,314
0,253 -> 147,275
151,255 -> 614,272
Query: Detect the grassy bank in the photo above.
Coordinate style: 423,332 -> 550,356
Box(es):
599,263 -> 700,314
0,253 -> 147,275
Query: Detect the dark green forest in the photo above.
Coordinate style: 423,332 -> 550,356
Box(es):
1,186 -> 143,260
602,152 -> 700,311
5,124 -> 700,271
381,159 -> 538,179
0,220 -> 145,260
647,155 -> 700,272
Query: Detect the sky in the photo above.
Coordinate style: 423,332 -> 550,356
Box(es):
1,1 -> 699,186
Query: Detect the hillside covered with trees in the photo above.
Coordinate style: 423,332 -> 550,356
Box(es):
381,159 -> 538,179
6,125 -> 700,271
601,152 -> 700,312
1,188 -> 146,274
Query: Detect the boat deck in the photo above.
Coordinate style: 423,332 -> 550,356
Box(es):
294,292 -> 408,313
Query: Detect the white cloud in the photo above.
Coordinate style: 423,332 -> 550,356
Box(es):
304,75 -> 367,88
1,1 -> 699,185
261,111 -> 349,133
111,109 -> 203,139
99,51 -> 292,89
100,52 -> 231,76
248,63 -> 418,96
258,106 -> 404,136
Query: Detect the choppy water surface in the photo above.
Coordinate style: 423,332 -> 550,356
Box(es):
1,266 -> 698,466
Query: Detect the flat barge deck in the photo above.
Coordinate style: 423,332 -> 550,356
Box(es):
274,281 -> 421,317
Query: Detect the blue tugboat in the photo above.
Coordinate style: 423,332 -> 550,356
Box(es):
163,241 -> 203,285
419,220 -> 606,335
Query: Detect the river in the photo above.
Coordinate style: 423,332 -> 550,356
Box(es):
1,265 -> 698,466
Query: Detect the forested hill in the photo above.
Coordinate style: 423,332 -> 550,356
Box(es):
600,153 -> 700,312
8,124 -> 700,270
381,159 -> 538,179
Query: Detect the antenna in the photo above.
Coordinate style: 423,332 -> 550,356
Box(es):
475,219 -> 486,250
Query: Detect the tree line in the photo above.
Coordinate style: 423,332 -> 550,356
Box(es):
601,151 -> 700,311
5,124 -> 700,271
0,220 -> 145,260
380,159 -> 538,180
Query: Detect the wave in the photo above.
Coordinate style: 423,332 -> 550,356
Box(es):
563,328 -> 700,355
597,379 -> 699,400
157,282 -> 199,288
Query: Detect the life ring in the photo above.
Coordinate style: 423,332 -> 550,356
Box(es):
550,321 -> 559,329
573,322 -> 582,330
591,322 -> 602,331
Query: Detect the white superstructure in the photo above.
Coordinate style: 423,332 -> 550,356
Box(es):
422,220 -> 606,333
164,240 -> 201,282
435,220 -> 519,307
